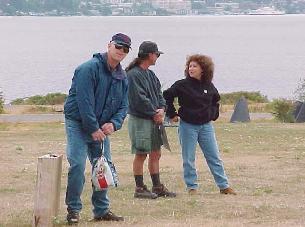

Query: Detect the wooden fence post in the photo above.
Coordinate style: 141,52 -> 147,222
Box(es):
33,154 -> 63,227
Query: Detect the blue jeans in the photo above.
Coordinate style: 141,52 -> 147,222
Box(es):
179,120 -> 229,190
65,118 -> 111,218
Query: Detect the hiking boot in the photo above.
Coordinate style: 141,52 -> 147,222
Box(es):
134,185 -> 158,199
188,188 -> 198,195
94,210 -> 124,222
66,211 -> 80,225
152,184 -> 176,198
220,187 -> 237,195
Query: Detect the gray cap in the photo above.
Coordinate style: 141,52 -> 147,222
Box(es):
138,41 -> 164,56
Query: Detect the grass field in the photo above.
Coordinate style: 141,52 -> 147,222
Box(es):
1,119 -> 305,226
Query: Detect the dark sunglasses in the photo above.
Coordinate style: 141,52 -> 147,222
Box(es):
114,44 -> 129,54
155,52 -> 160,58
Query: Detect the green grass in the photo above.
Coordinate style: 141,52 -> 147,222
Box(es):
1,121 -> 305,226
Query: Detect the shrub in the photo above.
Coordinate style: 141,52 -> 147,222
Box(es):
10,98 -> 24,105
268,99 -> 295,123
220,91 -> 268,105
0,90 -> 4,114
44,93 -> 67,105
26,95 -> 46,105
10,93 -> 67,105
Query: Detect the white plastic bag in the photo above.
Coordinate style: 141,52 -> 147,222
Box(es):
92,143 -> 119,191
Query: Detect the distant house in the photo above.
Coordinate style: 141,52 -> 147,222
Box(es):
110,2 -> 134,15
88,9 -> 101,15
152,0 -> 192,15
215,2 -> 239,9
214,2 -> 240,14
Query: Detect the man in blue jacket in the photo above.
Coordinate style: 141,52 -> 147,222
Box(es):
64,33 -> 131,224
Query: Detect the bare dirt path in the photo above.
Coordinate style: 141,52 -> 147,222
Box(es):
0,113 -> 64,122
0,112 -> 272,123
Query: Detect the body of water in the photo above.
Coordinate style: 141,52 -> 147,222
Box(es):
1,15 -> 305,102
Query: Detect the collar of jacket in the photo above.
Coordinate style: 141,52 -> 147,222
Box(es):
187,76 -> 211,85
93,52 -> 127,80
187,76 -> 201,83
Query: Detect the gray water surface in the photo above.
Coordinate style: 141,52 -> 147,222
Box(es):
1,15 -> 305,102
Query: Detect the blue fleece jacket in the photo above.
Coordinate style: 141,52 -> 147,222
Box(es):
64,53 -> 128,134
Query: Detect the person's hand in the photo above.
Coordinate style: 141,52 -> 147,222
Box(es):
170,115 -> 179,123
153,108 -> 164,125
101,123 -> 114,135
91,129 -> 106,142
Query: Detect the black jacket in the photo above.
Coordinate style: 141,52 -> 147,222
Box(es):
163,77 -> 220,125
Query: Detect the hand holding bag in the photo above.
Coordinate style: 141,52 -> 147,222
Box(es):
92,141 -> 119,191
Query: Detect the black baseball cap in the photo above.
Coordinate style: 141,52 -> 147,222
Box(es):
111,33 -> 131,49
138,41 -> 164,56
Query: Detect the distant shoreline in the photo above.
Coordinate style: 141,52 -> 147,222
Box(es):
2,14 -> 305,17
2,13 -> 305,18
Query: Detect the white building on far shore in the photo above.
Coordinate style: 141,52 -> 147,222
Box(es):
152,0 -> 192,14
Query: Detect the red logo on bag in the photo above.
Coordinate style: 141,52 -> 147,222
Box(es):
97,175 -> 108,188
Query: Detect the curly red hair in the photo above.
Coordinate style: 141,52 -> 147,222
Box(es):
184,54 -> 214,83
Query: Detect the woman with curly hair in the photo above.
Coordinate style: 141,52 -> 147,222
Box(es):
163,54 -> 236,195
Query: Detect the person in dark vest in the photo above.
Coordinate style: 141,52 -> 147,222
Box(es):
163,54 -> 236,195
64,33 -> 131,224
126,41 -> 176,199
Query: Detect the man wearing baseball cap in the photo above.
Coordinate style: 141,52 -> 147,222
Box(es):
64,33 -> 131,224
126,41 -> 176,199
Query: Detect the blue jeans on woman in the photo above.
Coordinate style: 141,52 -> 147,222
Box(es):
65,118 -> 111,218
179,120 -> 229,190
